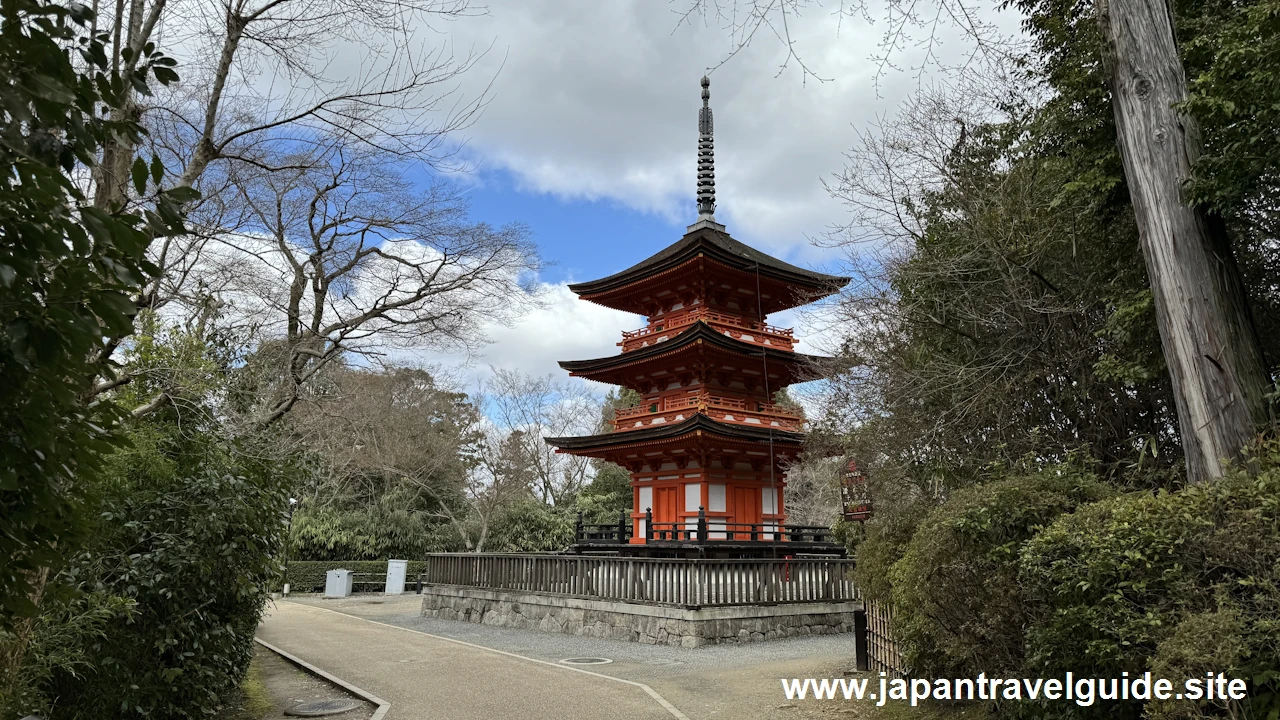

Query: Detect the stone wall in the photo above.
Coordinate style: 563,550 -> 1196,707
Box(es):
420,585 -> 862,648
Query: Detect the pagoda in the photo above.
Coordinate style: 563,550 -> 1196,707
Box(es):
546,77 -> 850,557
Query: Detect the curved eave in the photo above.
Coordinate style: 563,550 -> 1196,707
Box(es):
567,227 -> 850,298
558,323 -> 825,376
545,413 -> 805,452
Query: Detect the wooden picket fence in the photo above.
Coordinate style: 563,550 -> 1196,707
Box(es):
420,553 -> 859,608
864,597 -> 906,676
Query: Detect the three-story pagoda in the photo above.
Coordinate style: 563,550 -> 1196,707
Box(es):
546,77 -> 850,557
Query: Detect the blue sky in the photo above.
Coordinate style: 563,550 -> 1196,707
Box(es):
459,168 -> 692,287
390,0 -> 1021,390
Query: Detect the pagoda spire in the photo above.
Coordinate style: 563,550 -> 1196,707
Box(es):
692,75 -> 723,231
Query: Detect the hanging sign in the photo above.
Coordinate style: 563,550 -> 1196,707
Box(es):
841,460 -> 873,521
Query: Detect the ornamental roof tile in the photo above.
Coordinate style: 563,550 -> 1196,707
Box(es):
566,226 -> 850,298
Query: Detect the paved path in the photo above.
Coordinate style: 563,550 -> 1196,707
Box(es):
262,595 -> 870,720
257,600 -> 679,720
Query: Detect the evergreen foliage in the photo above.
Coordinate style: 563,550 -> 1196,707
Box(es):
1020,441 -> 1280,720
888,466 -> 1114,677
0,0 -> 187,625
281,560 -> 428,593
288,506 -> 463,561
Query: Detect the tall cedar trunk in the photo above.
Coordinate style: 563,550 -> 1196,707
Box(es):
1097,0 -> 1272,482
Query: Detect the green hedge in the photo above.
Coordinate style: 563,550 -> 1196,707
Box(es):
888,466 -> 1114,677
1021,455 -> 1280,720
282,560 -> 428,593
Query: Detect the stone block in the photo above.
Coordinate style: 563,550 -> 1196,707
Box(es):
419,586 -> 859,648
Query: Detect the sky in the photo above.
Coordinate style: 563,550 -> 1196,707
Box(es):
354,0 -> 1020,391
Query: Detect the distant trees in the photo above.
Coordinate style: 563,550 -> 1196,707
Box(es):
284,366 -> 483,557
680,0 -> 1277,481
815,76 -> 1185,496
283,367 -> 634,555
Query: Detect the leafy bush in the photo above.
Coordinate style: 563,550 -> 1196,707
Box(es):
0,591 -> 132,718
1020,447 -> 1280,720
282,560 -> 428,593
853,497 -> 935,604
28,424 -> 292,720
889,466 -> 1114,676
0,0 -> 187,626
481,500 -> 577,552
289,506 -> 461,561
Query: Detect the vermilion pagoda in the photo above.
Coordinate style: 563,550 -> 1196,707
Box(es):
546,77 -> 849,557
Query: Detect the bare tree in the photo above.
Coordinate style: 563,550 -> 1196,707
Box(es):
160,135 -> 541,427
483,369 -> 599,507
783,455 -> 843,525
676,0 -> 1273,482
84,0 -> 497,400
438,427 -> 537,551
92,0 -> 486,208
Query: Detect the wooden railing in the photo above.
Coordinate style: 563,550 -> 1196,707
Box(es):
619,307 -> 795,352
420,553 -> 860,608
647,520 -> 836,544
571,511 -> 839,547
612,390 -> 803,431
575,513 -> 631,544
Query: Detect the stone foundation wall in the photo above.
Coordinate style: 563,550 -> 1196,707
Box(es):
420,585 -> 862,648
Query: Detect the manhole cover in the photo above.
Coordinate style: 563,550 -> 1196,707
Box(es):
284,699 -> 361,717
559,657 -> 613,665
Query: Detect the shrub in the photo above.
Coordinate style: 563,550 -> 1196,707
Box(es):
31,425 -> 292,720
480,500 -> 576,552
289,506 -> 461,561
281,560 -> 428,593
889,466 -> 1114,676
0,591 -> 132,719
1020,448 -> 1280,720
852,497 -> 935,605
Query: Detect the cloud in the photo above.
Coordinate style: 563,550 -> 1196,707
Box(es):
442,0 -> 1019,261
416,282 -> 635,390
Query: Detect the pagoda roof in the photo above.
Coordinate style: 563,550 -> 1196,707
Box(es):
545,413 -> 805,453
567,225 -> 850,303
559,322 -> 823,387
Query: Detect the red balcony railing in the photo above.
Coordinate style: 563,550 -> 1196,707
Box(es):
619,307 -> 794,352
612,390 -> 803,431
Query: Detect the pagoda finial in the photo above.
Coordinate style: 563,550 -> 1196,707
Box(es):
695,75 -> 717,223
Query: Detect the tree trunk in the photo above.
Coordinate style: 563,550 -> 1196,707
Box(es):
1097,0 -> 1272,482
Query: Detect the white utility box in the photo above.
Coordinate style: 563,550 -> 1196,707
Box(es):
385,559 -> 408,595
325,569 -> 353,597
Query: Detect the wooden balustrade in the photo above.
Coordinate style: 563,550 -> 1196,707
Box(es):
612,390 -> 803,430
619,307 -> 795,351
571,512 -> 837,547
420,553 -> 860,608
647,521 -> 835,544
